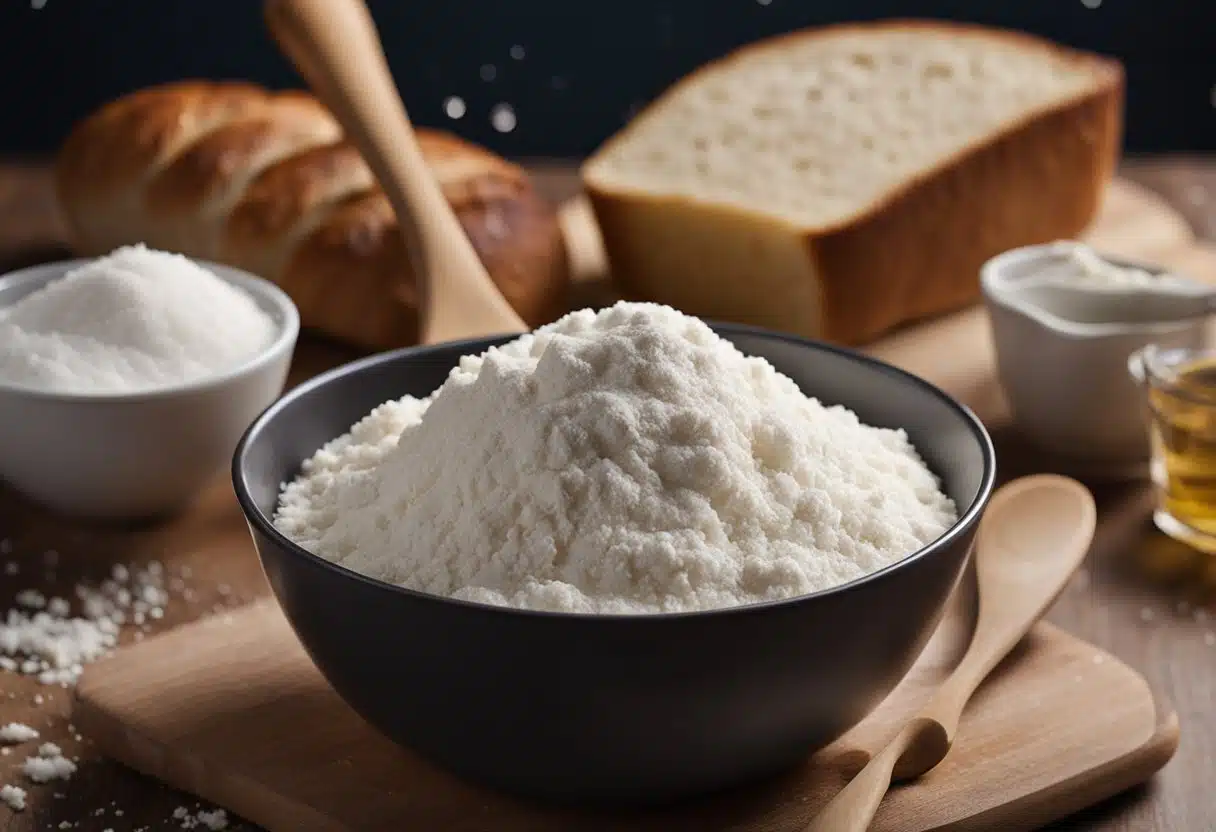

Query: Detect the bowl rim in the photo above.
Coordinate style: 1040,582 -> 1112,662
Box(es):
0,256 -> 301,402
232,321 -> 997,622
979,241 -> 1206,339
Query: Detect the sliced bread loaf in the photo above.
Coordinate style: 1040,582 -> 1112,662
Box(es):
582,20 -> 1124,344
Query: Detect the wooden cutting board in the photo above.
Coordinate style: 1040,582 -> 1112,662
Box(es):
70,176 -> 1188,830
74,588 -> 1177,832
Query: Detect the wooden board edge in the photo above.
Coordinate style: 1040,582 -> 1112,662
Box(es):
73,670 -> 1179,832
73,697 -> 1181,832
939,695 -> 1180,832
72,608 -> 1178,832
70,690 -> 346,832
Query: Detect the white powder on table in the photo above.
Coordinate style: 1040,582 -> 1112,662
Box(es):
0,244 -> 276,394
0,559 -> 176,687
274,302 -> 957,614
0,783 -> 26,811
21,743 -> 76,783
0,723 -> 38,744
174,806 -> 229,830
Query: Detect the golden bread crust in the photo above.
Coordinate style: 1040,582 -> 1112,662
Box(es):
55,81 -> 569,351
583,20 -> 1125,345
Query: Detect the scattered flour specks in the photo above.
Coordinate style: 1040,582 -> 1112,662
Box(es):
0,564 -> 172,687
490,102 -> 517,133
174,806 -> 229,830
443,96 -> 466,120
1,784 -> 26,811
21,748 -> 75,784
0,723 -> 39,744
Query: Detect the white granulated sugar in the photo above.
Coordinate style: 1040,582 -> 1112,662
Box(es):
276,302 -> 957,614
176,808 -> 229,830
0,244 -> 277,394
0,784 -> 26,811
22,751 -> 76,783
0,723 -> 38,744
0,562 -> 178,686
21,740 -> 77,785
0,603 -> 116,685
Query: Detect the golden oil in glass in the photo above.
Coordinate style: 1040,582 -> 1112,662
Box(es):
1136,346 -> 1216,554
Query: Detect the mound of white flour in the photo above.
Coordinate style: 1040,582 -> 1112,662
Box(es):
274,302 -> 957,614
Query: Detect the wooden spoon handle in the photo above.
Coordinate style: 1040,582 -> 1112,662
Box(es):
805,476 -> 1096,832
264,0 -> 527,344
918,475 -> 1096,742
803,722 -> 919,832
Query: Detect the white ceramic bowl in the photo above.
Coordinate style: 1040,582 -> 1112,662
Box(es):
0,258 -> 299,520
981,242 -> 1209,479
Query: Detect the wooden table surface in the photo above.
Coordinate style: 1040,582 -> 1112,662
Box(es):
0,157 -> 1214,831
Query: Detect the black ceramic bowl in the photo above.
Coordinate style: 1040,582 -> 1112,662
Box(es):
232,324 -> 996,807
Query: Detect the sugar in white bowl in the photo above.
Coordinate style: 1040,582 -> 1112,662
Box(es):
0,251 -> 298,520
0,244 -> 277,395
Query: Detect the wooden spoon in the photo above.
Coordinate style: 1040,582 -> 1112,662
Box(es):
264,0 -> 527,345
804,474 -> 1097,832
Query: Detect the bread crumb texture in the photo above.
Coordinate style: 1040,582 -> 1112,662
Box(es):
275,302 -> 957,614
584,23 -> 1109,228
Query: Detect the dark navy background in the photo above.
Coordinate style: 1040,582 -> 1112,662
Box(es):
0,0 -> 1211,158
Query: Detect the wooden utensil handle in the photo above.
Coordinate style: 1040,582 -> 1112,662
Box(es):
264,0 -> 527,343
802,722 -> 912,832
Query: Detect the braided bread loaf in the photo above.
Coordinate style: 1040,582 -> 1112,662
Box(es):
54,81 -> 569,350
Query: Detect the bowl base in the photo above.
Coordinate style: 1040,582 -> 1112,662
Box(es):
429,749 -> 811,810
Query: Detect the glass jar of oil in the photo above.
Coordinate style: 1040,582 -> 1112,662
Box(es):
1130,344 -> 1216,554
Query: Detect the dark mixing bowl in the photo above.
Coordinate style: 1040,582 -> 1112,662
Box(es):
232,323 -> 996,807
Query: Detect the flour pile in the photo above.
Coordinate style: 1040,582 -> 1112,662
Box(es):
274,302 -> 958,614
0,244 -> 277,394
